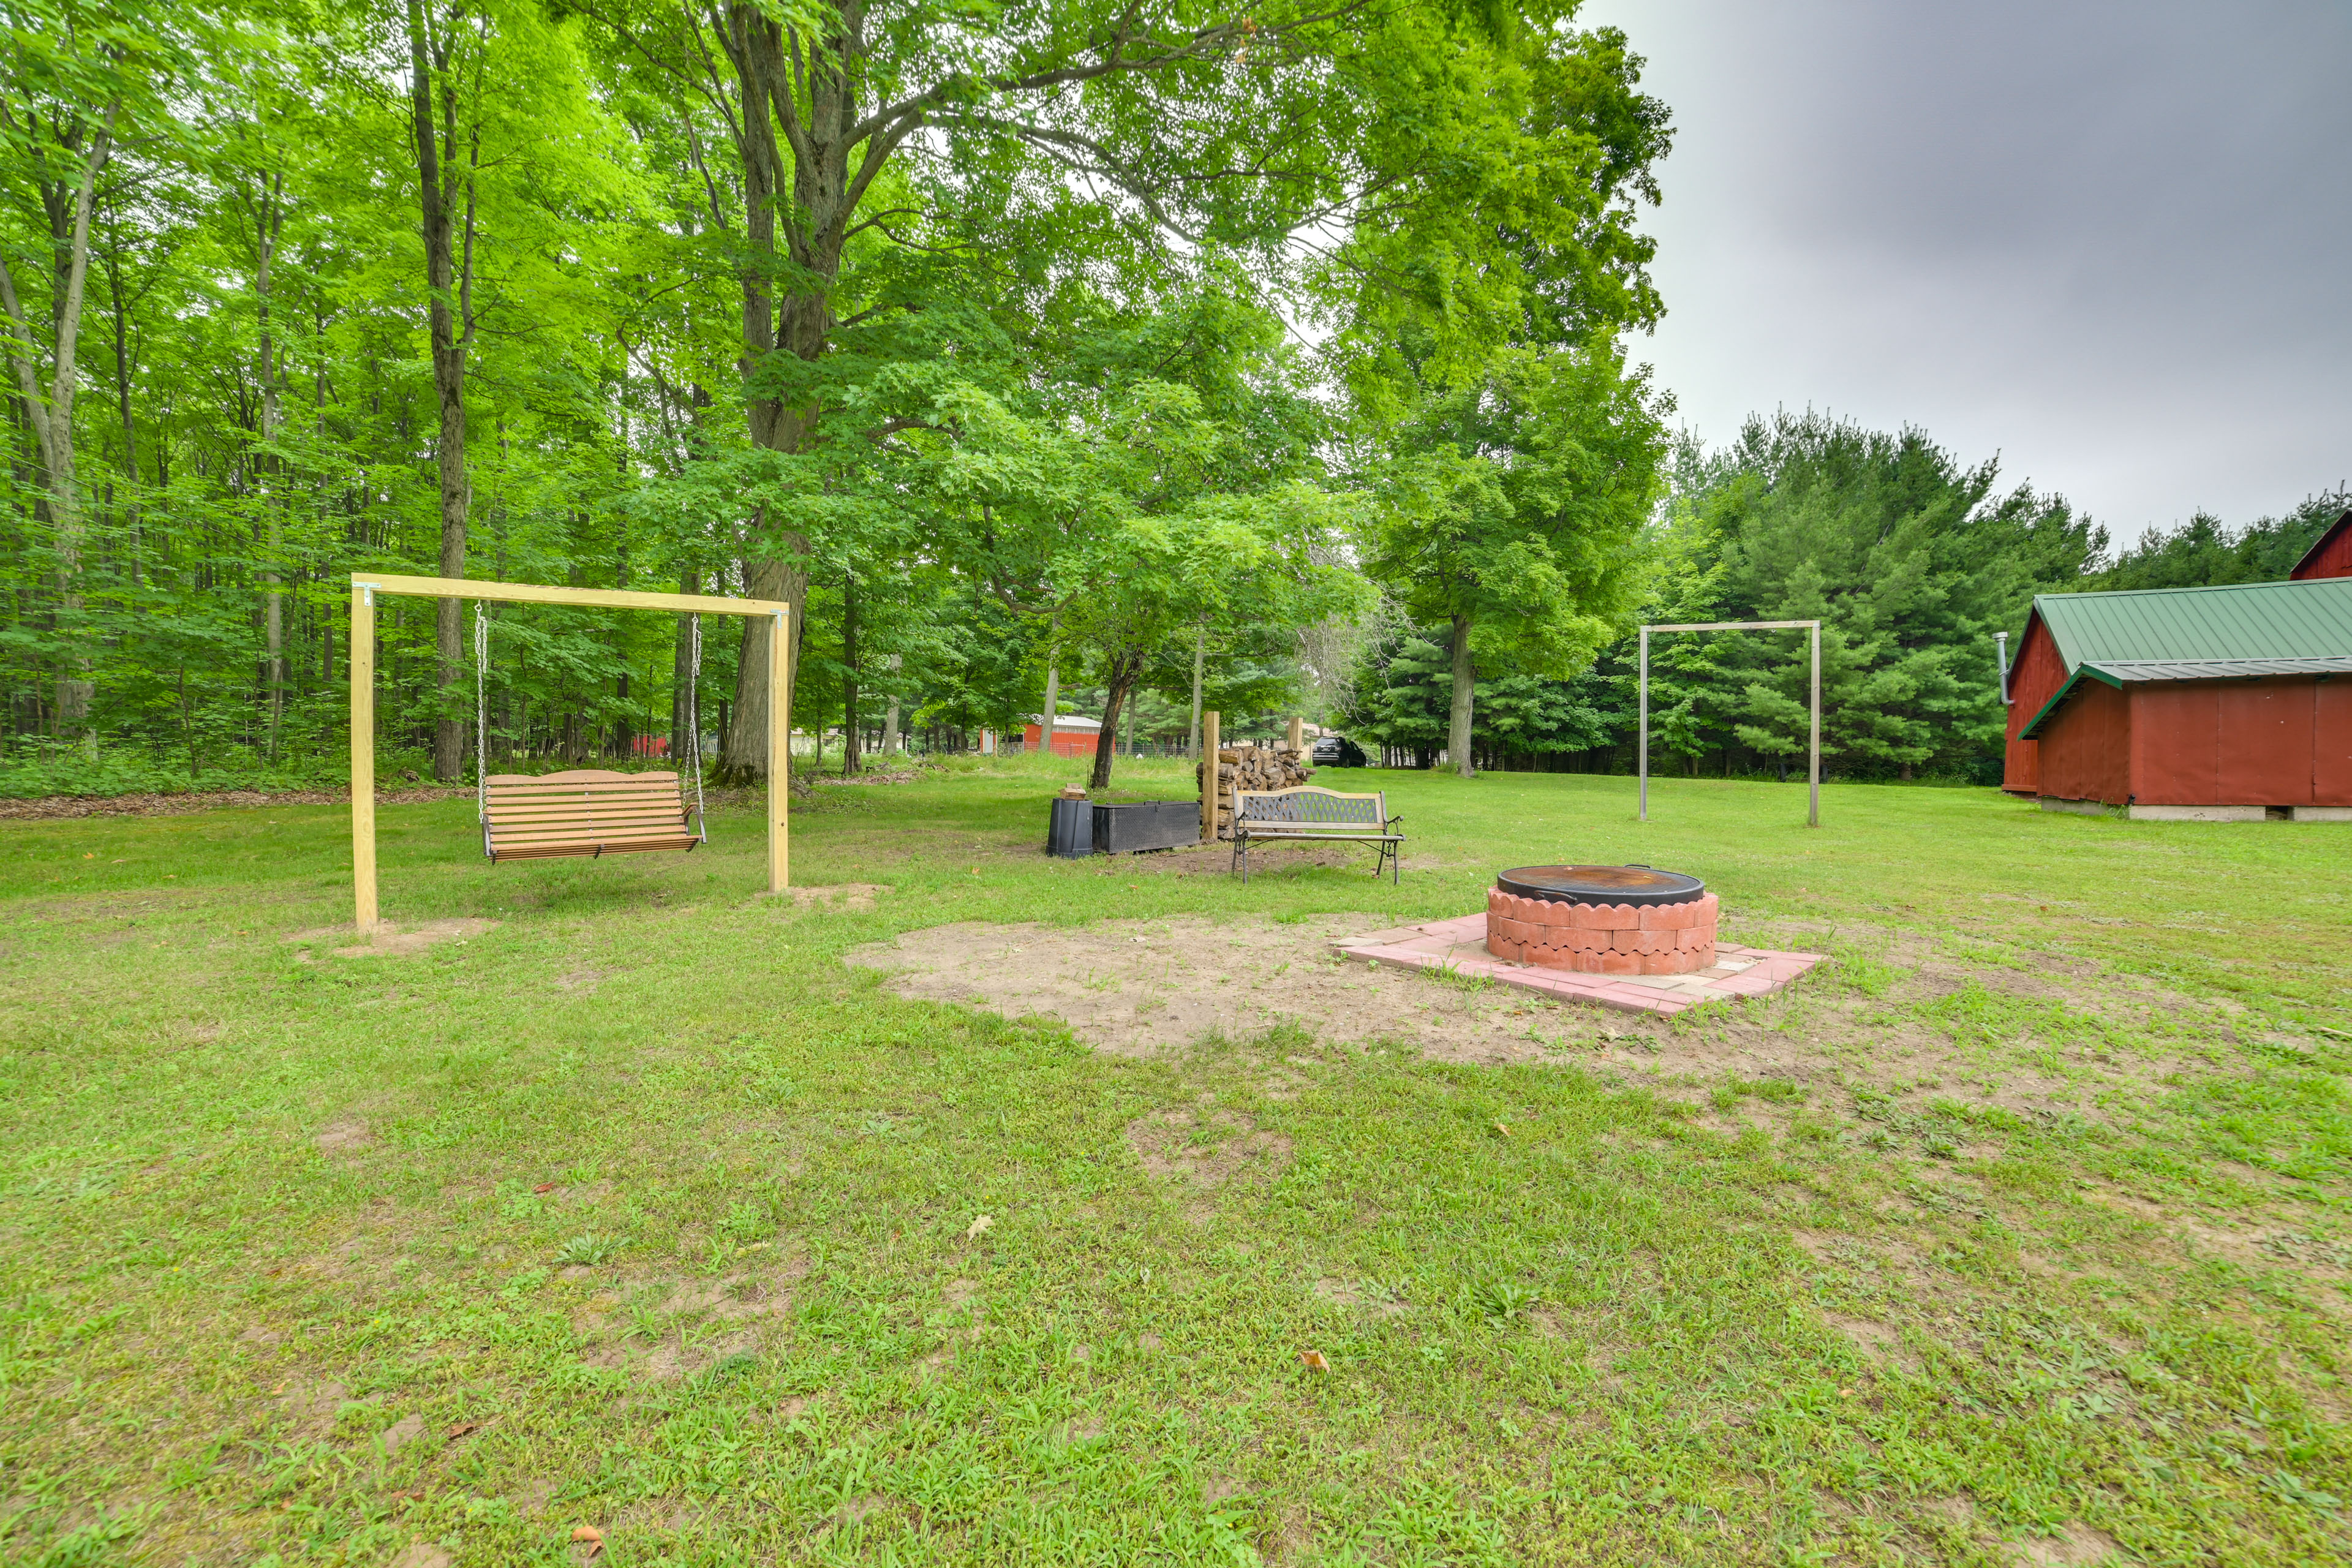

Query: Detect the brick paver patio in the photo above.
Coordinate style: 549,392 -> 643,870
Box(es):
1332,913 -> 1825,1018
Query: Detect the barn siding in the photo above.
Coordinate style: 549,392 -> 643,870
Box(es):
2128,684 -> 2222,804
2034,680 -> 2132,804
2290,517 -> 2352,581
2316,679 -> 2352,806
2002,616 -> 2067,793
2214,678 -> 2315,806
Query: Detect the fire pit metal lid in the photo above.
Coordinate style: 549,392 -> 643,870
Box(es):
1496,864 -> 1705,908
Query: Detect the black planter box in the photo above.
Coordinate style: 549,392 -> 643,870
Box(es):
1093,800 -> 1202,854
1046,796 -> 1095,858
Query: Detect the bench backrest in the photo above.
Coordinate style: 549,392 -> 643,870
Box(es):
483,769 -> 695,859
1234,785 -> 1388,828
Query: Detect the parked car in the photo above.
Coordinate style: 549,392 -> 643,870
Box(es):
1310,734 -> 1368,767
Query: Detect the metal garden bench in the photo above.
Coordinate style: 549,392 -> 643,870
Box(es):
1231,785 -> 1404,884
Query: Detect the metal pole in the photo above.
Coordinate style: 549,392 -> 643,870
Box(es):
1637,625 -> 1649,821
1807,622 -> 1821,828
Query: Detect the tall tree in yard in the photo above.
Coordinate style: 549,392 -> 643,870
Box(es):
406,0 -> 483,782
584,0 -> 1589,783
0,0 -> 160,737
1366,339 -> 1668,777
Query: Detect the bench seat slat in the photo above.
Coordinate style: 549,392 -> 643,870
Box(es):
486,804 -> 690,823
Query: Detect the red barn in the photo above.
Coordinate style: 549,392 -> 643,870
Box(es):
2291,507 -> 2352,581
2003,577 -> 2352,820
1022,714 -> 1101,757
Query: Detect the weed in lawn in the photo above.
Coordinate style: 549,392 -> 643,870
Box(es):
552,1233 -> 619,1267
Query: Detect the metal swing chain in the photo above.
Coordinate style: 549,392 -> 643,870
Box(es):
475,602 -> 489,827
688,613 -> 707,841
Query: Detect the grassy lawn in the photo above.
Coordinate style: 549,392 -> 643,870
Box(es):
2,756 -> 2347,1566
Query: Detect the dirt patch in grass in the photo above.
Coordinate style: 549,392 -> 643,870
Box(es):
841,916 -> 2195,1135
316,918 -> 497,957
1825,1314 -> 1922,1375
783,882 -> 889,910
2010,1521 -> 2120,1565
1104,840 -> 1421,879
845,914 -> 1597,1061
1125,1109 -> 1292,1188
314,1120 -> 375,1154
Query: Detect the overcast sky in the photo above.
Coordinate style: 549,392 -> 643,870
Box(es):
1573,0 -> 2351,546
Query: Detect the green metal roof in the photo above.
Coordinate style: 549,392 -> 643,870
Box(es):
2016,578 -> 2352,738
2030,577 -> 2352,669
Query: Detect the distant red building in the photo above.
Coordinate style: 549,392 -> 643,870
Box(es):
1022,715 -> 1101,757
2003,576 -> 2352,820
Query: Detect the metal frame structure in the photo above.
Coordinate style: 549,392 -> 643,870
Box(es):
1638,619 -> 1822,827
349,573 -> 791,930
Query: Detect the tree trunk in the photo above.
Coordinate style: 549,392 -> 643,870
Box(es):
1090,657 -> 1143,791
253,171 -> 285,760
673,568 -> 699,761
1187,619 -> 1205,757
840,567 -> 859,774
1040,660 -> 1059,758
0,100 -> 115,739
1449,613 -> 1476,780
725,557 -> 796,783
409,0 -> 477,783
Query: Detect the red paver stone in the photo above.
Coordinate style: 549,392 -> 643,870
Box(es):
1329,910 -> 1823,1019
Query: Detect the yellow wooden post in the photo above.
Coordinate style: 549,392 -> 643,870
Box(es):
767,608 -> 789,892
350,584 -> 377,930
1199,709 -> 1220,843
1287,715 -> 1303,752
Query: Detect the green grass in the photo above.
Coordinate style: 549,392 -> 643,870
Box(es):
2,756 -> 2348,1565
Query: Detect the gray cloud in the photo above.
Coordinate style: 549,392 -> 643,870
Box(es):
1577,0 -> 2352,540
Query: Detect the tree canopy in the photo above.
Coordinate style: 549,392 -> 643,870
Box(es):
1,1 -> 2332,800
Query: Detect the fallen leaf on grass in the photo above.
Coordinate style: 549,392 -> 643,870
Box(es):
1493,1121 -> 1510,1138
1298,1349 -> 1330,1372
445,1421 -> 480,1440
571,1525 -> 605,1559
967,1215 -> 993,1240
533,1182 -> 557,1194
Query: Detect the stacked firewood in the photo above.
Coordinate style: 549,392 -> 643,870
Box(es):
1196,743 -> 1315,840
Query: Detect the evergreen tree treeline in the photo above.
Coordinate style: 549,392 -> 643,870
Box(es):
1345,412 -> 2340,783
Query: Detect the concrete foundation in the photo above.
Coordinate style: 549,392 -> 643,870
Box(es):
2291,805 -> 2352,822
2126,804 -> 2267,822
2038,797 -> 2112,815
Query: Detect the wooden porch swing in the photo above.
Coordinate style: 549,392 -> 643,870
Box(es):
347,573 -> 791,931
474,605 -> 707,862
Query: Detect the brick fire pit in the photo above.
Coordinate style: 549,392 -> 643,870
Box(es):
1484,864 -> 1717,976
1332,862 -> 1822,1018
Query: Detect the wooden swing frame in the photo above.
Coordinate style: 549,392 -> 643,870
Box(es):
349,573 -> 791,931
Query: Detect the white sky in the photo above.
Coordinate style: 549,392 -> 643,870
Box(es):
1575,0 -> 2352,545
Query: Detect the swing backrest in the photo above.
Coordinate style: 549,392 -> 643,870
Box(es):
482,770 -> 699,862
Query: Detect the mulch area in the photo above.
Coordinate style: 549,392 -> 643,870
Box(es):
0,787 -> 474,821
0,767 -> 931,822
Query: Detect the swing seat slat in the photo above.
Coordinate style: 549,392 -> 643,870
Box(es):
483,770 -> 700,862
